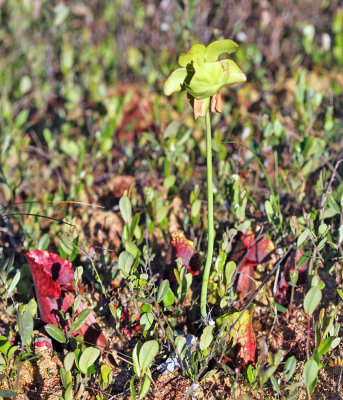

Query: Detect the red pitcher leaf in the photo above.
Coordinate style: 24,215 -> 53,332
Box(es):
241,228 -> 256,250
235,229 -> 275,304
170,231 -> 201,276
236,263 -> 255,306
242,228 -> 275,265
218,310 -> 256,365
26,250 -> 75,295
25,250 -> 107,349
25,251 -> 75,326
275,249 -> 308,306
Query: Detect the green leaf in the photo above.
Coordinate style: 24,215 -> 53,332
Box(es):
138,340 -> 159,373
27,298 -> 37,317
119,251 -> 134,277
275,302 -> 288,313
7,270 -> 21,294
191,199 -> 201,218
157,280 -> 170,303
125,240 -> 140,258
38,233 -> 51,251
7,345 -> 17,359
247,364 -> 256,384
297,228 -> 310,247
73,295 -> 83,314
265,200 -> 274,219
74,266 -> 83,284
101,364 -> 111,386
130,376 -> 137,399
200,325 -> 215,351
304,287 -> 322,315
303,359 -> 319,391
60,139 -> 79,158
132,342 -> 141,377
175,336 -> 187,359
74,348 -> 81,371
162,288 -> 175,307
79,347 -> 100,374
318,337 -> 333,357
17,309 -> 33,346
71,309 -> 91,334
215,252 -> 227,274
323,207 -> 338,219
284,356 -> 297,381
0,356 -> 6,370
140,313 -> 154,332
205,39 -> 239,62
156,206 -> 169,224
163,175 -> 176,189
138,298 -> 154,304
331,337 -> 340,350
60,367 -> 67,388
318,223 -> 328,235
225,261 -> 236,286
139,372 -> 152,399
270,375 -> 281,394
164,68 -> 188,95
45,324 -> 66,343
64,383 -> 73,400
298,251 -> 311,266
338,225 -> 343,244
64,352 -> 75,372
0,336 -> 12,356
119,197 -> 132,224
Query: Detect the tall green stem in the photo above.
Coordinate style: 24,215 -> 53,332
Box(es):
200,110 -> 215,319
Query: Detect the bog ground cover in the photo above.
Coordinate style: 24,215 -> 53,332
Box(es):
0,1 -> 343,399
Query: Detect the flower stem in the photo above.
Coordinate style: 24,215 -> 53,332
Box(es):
200,110 -> 215,319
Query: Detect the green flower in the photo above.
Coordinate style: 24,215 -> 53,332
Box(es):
164,40 -> 246,118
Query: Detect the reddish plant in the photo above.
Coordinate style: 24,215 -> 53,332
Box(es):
220,310 -> 256,367
25,250 -> 107,349
236,229 -> 275,304
170,231 -> 201,276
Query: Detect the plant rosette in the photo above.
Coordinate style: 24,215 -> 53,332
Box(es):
164,40 -> 246,119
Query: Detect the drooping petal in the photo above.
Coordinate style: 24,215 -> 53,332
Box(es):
178,43 -> 206,67
193,97 -> 211,120
221,59 -> 247,86
210,90 -> 223,113
164,68 -> 188,96
205,39 -> 239,62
